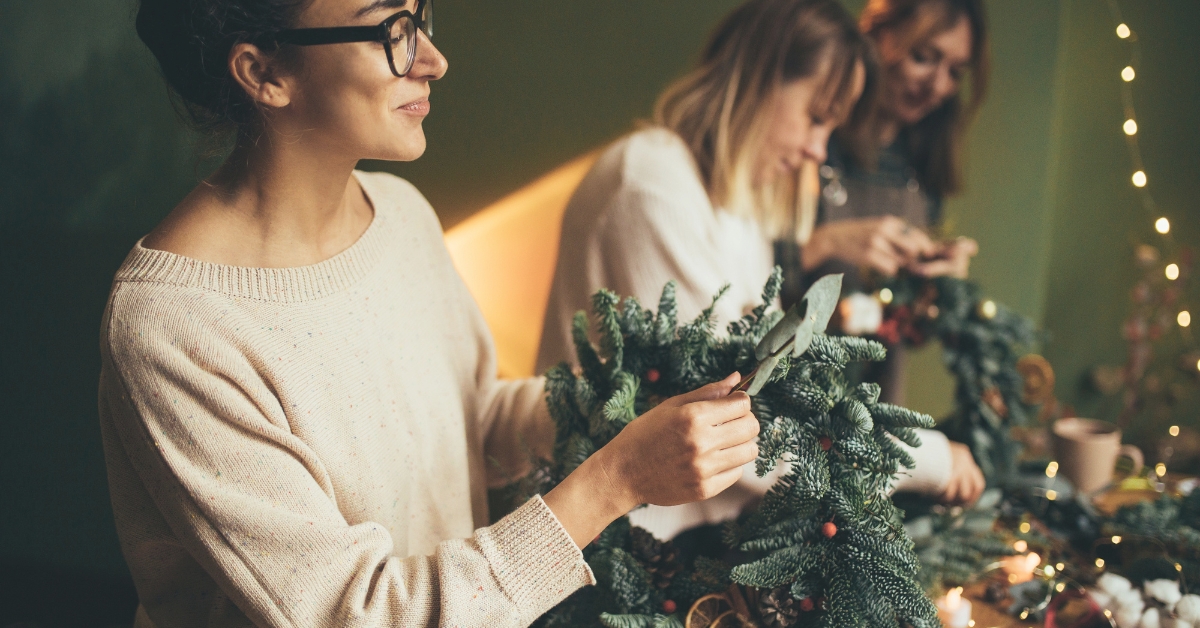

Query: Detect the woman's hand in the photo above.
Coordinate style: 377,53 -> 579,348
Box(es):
803,216 -> 938,276
936,442 -> 986,506
543,373 -> 760,547
911,236 -> 978,279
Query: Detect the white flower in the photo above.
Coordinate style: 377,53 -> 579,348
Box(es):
1142,607 -> 1162,628
1089,589 -> 1114,611
1176,595 -> 1200,624
1145,580 -> 1183,610
1100,573 -> 1135,597
1118,607 -> 1144,628
1117,589 -> 1146,615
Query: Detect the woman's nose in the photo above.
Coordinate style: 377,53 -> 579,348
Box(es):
801,130 -> 831,164
410,30 -> 448,80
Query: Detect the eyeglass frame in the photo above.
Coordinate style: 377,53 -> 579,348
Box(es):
270,0 -> 431,78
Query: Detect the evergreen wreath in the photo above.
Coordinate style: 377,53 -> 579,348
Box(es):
511,269 -> 943,628
875,274 -> 1039,484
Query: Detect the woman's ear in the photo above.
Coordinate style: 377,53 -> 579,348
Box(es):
228,42 -> 294,109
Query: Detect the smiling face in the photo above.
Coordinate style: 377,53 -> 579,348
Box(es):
271,0 -> 447,162
753,60 -> 865,187
876,13 -> 972,126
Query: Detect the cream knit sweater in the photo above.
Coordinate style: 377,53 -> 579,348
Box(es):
537,128 -> 953,540
98,171 -> 594,628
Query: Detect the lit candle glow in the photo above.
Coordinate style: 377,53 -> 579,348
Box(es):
1133,170 -> 1147,187
1167,264 -> 1180,281
1124,119 -> 1138,135
937,587 -> 973,628
1116,23 -> 1131,38
1122,66 -> 1136,82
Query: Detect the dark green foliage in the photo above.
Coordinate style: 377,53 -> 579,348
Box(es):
882,274 -> 1038,484
1103,493 -> 1200,584
903,490 -> 1017,592
526,269 -> 940,628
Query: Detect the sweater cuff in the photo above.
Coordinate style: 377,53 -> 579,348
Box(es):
890,428 -> 953,496
476,495 -> 596,624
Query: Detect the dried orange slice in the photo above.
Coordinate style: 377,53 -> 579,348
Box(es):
686,593 -> 733,628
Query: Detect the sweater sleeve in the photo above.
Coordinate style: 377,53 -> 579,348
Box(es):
101,308 -> 592,628
476,377 -> 554,488
890,428 -> 953,496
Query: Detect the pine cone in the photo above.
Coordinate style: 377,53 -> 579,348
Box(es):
758,587 -> 799,628
630,527 -> 682,589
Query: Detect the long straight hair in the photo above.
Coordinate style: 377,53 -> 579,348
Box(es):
843,0 -> 989,199
654,0 -> 877,238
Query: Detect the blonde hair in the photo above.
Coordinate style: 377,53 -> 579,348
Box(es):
655,0 -> 876,239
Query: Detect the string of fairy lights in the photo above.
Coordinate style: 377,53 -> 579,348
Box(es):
1105,1 -> 1197,471
1105,0 -> 1193,346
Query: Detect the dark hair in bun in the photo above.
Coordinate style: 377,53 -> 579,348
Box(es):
135,0 -> 310,137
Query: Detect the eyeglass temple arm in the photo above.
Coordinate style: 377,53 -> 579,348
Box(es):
273,24 -> 386,46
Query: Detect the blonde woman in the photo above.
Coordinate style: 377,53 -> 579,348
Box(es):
537,0 -> 983,543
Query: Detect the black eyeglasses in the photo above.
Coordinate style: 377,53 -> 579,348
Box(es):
272,0 -> 432,78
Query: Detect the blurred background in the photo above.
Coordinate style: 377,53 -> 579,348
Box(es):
0,0 -> 1196,625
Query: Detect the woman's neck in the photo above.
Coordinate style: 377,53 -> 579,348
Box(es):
143,134 -> 374,268
876,113 -> 903,148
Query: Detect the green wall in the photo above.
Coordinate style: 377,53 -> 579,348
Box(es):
0,0 -> 1196,603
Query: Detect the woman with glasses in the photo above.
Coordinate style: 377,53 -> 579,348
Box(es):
537,0 -> 983,546
102,1 -> 762,626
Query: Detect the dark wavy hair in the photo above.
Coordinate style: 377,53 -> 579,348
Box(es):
840,0 -> 989,199
135,0 -> 311,140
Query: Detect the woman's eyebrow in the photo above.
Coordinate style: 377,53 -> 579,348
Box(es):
356,0 -> 408,18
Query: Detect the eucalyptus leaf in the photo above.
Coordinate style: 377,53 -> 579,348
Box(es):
755,302 -> 806,361
801,273 -> 844,335
792,314 -> 816,357
747,354 -> 781,396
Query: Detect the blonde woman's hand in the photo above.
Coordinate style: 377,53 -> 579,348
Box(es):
543,373 -> 760,547
936,441 -> 986,506
911,236 -> 978,279
803,216 -> 938,276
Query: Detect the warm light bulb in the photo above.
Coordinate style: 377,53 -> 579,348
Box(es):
1122,66 -> 1136,82
1117,23 -> 1131,38
1132,170 -> 1147,187
878,288 -> 894,305
1096,558 -> 1106,569
1167,264 -> 1180,280
1124,119 -> 1138,135
1056,582 -> 1067,592
1156,463 -> 1168,477
1180,311 -> 1192,327
1056,563 -> 1066,571
1196,358 -> 1200,372
1046,489 -> 1058,501
1171,425 -> 1181,437
1112,535 -> 1123,544
1019,522 -> 1031,534
1156,217 -> 1171,234
1045,461 -> 1059,478
1044,565 -> 1056,577
1014,540 -> 1028,553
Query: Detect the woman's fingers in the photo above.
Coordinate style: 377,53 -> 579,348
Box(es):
667,372 -> 741,406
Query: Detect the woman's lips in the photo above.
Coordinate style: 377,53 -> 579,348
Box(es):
398,98 -> 430,115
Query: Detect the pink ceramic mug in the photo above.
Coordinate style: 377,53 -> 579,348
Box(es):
1051,418 -> 1143,494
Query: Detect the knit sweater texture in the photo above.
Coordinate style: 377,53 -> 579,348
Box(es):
98,171 -> 594,628
536,128 -> 953,540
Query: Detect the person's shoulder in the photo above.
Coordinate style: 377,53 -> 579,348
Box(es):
101,275 -> 234,372
353,169 -> 445,237
614,127 -> 703,190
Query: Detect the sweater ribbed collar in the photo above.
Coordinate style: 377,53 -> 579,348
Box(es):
114,171 -> 391,303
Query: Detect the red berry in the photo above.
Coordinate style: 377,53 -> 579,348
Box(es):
799,598 -> 815,612
662,599 -> 677,614
647,368 -> 661,383
819,436 -> 832,451
822,522 -> 838,539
